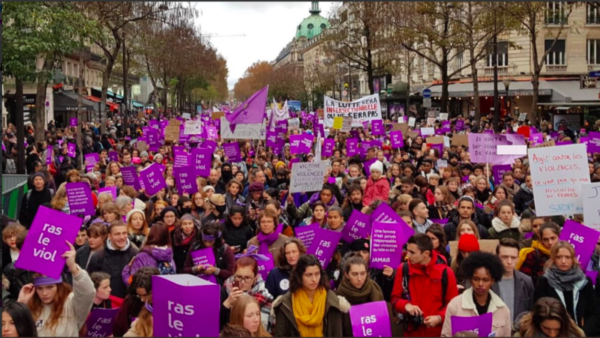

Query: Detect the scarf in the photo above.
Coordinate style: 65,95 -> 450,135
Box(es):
224,275 -> 273,308
520,183 -> 533,195
544,265 -> 586,292
336,277 -> 383,305
516,240 -> 552,270
502,183 -> 518,198
491,216 -> 520,233
257,223 -> 283,254
293,287 -> 327,337
434,201 -> 453,217
309,192 -> 337,208
172,226 -> 196,247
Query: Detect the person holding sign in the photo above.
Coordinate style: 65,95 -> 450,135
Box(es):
17,241 -> 95,337
441,252 -> 512,337
273,255 -> 348,337
533,241 -> 598,334
514,297 -> 584,337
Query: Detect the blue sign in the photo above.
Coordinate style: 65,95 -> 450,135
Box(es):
422,89 -> 432,98
589,71 -> 600,78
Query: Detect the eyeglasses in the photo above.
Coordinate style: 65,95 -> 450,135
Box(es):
234,275 -> 254,284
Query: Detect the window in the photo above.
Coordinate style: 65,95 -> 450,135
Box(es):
457,51 -> 464,70
308,23 -> 314,29
587,3 -> 600,25
545,39 -> 566,65
486,42 -> 509,67
546,2 -> 567,25
321,23 -> 327,29
588,39 -> 600,65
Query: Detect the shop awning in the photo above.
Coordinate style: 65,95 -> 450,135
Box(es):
53,91 -> 100,112
132,101 -> 144,108
542,80 -> 600,103
85,96 -> 120,111
427,81 -> 553,98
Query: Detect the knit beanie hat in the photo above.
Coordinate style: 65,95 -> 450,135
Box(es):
31,172 -> 46,183
349,238 -> 370,252
249,182 -> 264,193
125,209 -> 145,224
369,161 -> 384,174
160,206 -> 179,220
458,233 -> 480,252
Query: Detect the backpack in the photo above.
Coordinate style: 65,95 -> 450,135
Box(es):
157,260 -> 176,275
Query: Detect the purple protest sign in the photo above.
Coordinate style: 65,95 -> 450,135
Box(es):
67,143 -> 76,158
190,248 -> 218,284
390,130 -> 404,148
70,117 -> 78,127
370,222 -> 405,269
587,131 -> 600,153
557,140 -> 573,146
322,138 -> 336,157
529,133 -> 544,146
174,167 -> 197,195
442,121 -> 450,129
257,252 -> 275,281
206,126 -> 218,139
173,151 -> 190,168
202,140 -> 218,153
98,186 -> 117,201
371,120 -> 385,136
108,151 -> 119,162
85,308 -> 119,337
350,301 -> 392,337
492,164 -> 512,186
191,148 -> 212,177
347,138 -> 359,156
120,167 -> 140,190
308,228 -> 343,268
300,133 -> 314,153
430,143 -> 444,156
66,182 -> 95,216
15,206 -> 82,278
295,223 -> 319,249
342,210 -> 371,244
45,148 -> 53,165
84,153 -> 99,166
451,313 -> 493,337
586,270 -> 598,286
370,202 -> 401,224
363,158 -> 377,177
139,163 -> 167,196
290,135 -> 303,154
266,129 -> 278,148
153,275 -> 220,337
455,120 -> 464,131
223,142 -> 241,162
559,220 -> 600,270
350,130 -> 361,141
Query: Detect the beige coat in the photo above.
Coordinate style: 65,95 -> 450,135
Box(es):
441,287 -> 512,337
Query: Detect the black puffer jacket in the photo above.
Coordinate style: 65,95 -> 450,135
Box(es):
444,209 -> 490,242
87,240 -> 139,299
513,184 -> 534,216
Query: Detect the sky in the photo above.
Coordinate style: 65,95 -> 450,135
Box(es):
193,2 -> 336,90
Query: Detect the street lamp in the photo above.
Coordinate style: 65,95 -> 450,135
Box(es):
503,77 -> 511,117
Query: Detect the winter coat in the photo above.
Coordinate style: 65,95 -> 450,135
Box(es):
183,242 -> 235,285
363,177 -> 390,207
513,184 -> 533,215
35,268 -> 96,337
3,262 -> 34,298
87,239 -> 139,299
122,246 -> 176,286
222,222 -> 254,252
441,288 -> 512,337
488,216 -> 522,242
518,247 -> 550,287
391,251 -> 459,337
491,270 -> 534,321
75,243 -> 99,271
265,267 -> 291,300
219,275 -> 274,331
18,187 -> 54,228
272,289 -> 350,337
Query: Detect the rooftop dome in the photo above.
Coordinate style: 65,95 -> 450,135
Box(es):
295,2 -> 330,41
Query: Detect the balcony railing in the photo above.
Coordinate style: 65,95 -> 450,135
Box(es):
587,15 -> 600,25
483,66 -> 510,76
545,64 -> 568,72
588,64 -> 600,71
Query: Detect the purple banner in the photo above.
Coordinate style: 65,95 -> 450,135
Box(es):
15,206 -> 82,279
308,228 -> 343,269
153,275 -> 220,337
190,248 -> 217,284
66,182 -> 95,216
70,117 -> 78,127
121,167 -> 140,190
492,164 -> 512,186
139,163 -> 167,196
342,210 -> 371,244
173,151 -> 190,168
266,129 -> 278,148
430,143 -> 444,156
295,223 -> 319,249
206,126 -> 218,140
350,301 -> 392,337
455,120 -> 464,131
45,148 -> 53,165
451,313 -> 493,337
98,186 -> 117,201
85,308 -> 119,337
257,252 -> 275,282
174,167 -> 197,195
202,140 -> 217,153
529,133 -> 544,146
559,220 -> 600,270
191,148 -> 212,177
371,120 -> 385,136
370,222 -> 405,269
347,138 -> 359,157
322,138 -> 335,157
85,153 -> 99,167
223,142 -> 241,162
390,130 -> 404,148
587,131 -> 600,153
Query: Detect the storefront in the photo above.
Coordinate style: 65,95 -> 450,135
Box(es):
53,91 -> 100,128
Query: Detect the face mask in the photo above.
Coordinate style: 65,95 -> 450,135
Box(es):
215,205 -> 227,214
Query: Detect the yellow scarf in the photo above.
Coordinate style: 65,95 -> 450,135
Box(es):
516,240 -> 551,270
292,287 -> 327,337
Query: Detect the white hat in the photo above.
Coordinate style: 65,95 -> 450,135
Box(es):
125,209 -> 145,224
369,161 -> 384,174
203,185 -> 215,193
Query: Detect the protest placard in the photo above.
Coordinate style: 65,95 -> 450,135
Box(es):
350,301 -> 392,337
451,134 -> 469,148
223,142 -> 242,162
322,138 -> 336,157
66,182 -> 95,216
308,228 -> 343,268
15,206 -> 82,278
559,220 -> 600,270
295,223 -> 319,249
390,130 -> 404,148
257,252 -> 275,282
153,275 -> 220,337
370,222 -> 407,269
184,120 -> 203,135
528,144 -> 590,216
342,210 -> 371,244
289,162 -> 326,193
165,119 -> 181,143
341,116 -> 353,133
190,248 -> 217,284
492,164 -> 513,186
583,183 -> 600,231
85,308 -> 119,337
220,116 -> 266,140
346,138 -> 359,157
139,163 -> 167,196
408,117 -> 416,127
174,167 -> 196,195
289,118 -> 300,130
120,167 -> 140,190
70,117 -> 78,127
333,116 -> 344,130
98,187 -> 117,201
371,119 -> 385,136
439,113 -> 449,121
324,94 -> 382,128
191,148 -> 212,177
451,313 -> 493,337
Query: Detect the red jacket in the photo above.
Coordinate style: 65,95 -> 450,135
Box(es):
391,251 -> 459,337
363,177 -> 390,206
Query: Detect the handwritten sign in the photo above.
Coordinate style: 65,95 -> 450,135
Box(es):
289,162 -> 326,194
528,144 -> 590,216
220,117 -> 266,140
583,183 -> 600,231
184,121 -> 203,135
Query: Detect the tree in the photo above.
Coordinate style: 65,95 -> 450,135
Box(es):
233,61 -> 273,101
3,2 -> 98,144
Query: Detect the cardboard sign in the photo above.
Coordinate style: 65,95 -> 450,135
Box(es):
583,183 -> 600,231
426,136 -> 444,145
85,308 -> 119,337
165,119 -> 181,143
136,141 -> 148,152
153,275 -> 220,337
449,239 -> 499,258
212,112 -> 225,120
451,134 -> 469,147
350,301 -> 392,337
341,116 -> 353,133
289,162 -> 326,194
528,144 -> 590,216
559,220 -> 600,270
308,228 -> 343,268
342,210 -> 371,244
139,163 -> 167,196
15,206 -> 82,279
66,182 -> 95,216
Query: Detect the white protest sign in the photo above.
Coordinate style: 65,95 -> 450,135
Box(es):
421,127 -> 435,136
184,121 -> 203,135
289,118 -> 300,130
182,113 -> 191,120
408,117 -> 416,127
323,94 -> 382,128
519,113 -> 527,121
528,144 -> 590,216
341,116 -> 353,133
220,116 -> 266,140
439,113 -> 448,121
426,117 -> 436,127
582,183 -> 600,231
497,145 -> 527,156
289,162 -> 326,193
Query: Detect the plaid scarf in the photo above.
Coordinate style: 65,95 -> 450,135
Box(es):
434,201 -> 453,214
224,275 -> 273,331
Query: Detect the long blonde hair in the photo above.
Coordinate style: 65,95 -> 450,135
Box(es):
229,294 -> 271,337
518,297 -> 584,337
545,240 -> 581,270
50,183 -> 68,211
132,296 -> 153,337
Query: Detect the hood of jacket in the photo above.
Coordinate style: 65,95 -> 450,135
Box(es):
143,246 -> 174,262
106,238 -> 131,252
492,216 -> 520,233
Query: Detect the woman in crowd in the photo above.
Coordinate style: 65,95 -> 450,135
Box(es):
273,254 -> 347,337
159,206 -> 179,233
287,187 -> 338,224
116,196 -> 134,218
223,205 -> 254,253
520,216 -> 545,248
75,223 -> 107,271
515,297 -> 584,337
100,202 -> 121,223
184,221 -> 235,286
484,185 -> 508,214
518,222 -> 561,286
441,251 -> 511,337
513,174 -> 534,216
533,241 -> 597,334
456,220 -> 481,240
299,201 -> 327,228
172,214 -> 200,272
124,295 -> 153,337
2,223 -> 27,271
473,176 -> 491,205
49,183 -> 70,214
427,185 -> 456,220
488,200 -> 522,241
203,194 -> 228,224
451,233 -> 480,292
126,209 -> 149,249
266,238 -> 307,299
112,267 -> 159,337
248,210 -> 289,260
150,200 -> 169,224
2,301 -> 38,337
17,242 -> 95,337
426,224 -> 451,266
225,179 -> 246,214
229,294 -> 272,338
409,198 -> 432,234
191,192 -> 208,221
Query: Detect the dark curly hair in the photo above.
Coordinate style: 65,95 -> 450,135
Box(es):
289,255 -> 329,293
460,251 -> 505,282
